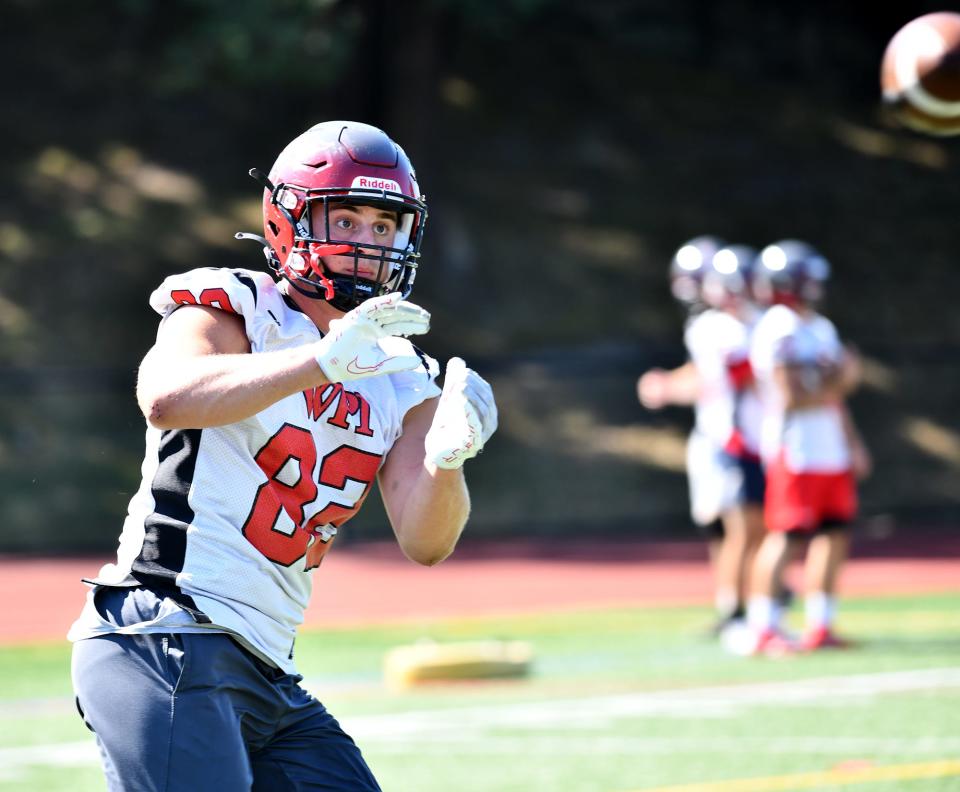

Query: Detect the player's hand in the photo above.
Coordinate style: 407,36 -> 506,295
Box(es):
313,293 -> 430,383
850,439 -> 873,481
637,369 -> 668,409
840,344 -> 864,394
424,357 -> 497,470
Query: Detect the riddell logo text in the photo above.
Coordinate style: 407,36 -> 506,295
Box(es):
352,176 -> 401,192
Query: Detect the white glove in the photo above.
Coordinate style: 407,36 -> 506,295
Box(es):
424,357 -> 498,469
313,293 -> 430,382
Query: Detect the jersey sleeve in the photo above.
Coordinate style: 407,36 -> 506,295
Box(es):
814,316 -> 844,365
686,311 -> 752,383
719,319 -> 755,389
683,311 -> 713,364
149,267 -> 274,344
759,306 -> 801,366
750,306 -> 786,376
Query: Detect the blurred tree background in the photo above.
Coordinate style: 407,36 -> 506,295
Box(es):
1,0 -> 957,553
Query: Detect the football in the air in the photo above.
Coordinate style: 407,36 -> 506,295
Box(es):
880,11 -> 960,136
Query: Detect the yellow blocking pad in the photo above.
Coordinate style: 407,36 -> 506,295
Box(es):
383,639 -> 534,690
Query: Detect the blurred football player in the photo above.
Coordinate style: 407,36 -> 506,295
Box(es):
68,121 -> 497,791
638,238 -> 767,634
746,240 -> 869,656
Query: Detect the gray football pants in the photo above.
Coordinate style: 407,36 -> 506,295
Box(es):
71,588 -> 380,791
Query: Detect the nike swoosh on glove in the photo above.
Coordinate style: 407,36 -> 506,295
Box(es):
424,357 -> 498,469
313,292 -> 430,383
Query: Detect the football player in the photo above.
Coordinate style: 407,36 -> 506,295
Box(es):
68,121 -> 497,791
746,240 -> 869,655
638,238 -> 767,634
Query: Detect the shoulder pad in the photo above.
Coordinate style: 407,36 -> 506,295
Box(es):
149,268 -> 274,319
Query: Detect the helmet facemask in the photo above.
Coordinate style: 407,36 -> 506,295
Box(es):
266,184 -> 426,312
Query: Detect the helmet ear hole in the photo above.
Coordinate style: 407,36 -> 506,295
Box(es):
268,221 -> 279,236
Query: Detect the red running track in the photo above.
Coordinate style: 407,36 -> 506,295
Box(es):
2,535 -> 958,644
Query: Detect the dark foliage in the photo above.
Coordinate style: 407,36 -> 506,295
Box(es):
1,1 -> 956,552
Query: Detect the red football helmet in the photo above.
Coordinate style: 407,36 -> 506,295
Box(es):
241,121 -> 428,311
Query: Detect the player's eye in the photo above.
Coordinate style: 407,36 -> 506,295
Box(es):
373,222 -> 393,236
334,217 -> 354,232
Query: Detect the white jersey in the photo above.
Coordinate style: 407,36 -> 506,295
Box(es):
750,304 -> 849,473
69,268 -> 440,673
683,308 -> 763,457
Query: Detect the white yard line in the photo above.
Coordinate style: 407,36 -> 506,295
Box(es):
365,736 -> 960,755
340,667 -> 960,740
2,668 -> 958,779
0,741 -> 100,780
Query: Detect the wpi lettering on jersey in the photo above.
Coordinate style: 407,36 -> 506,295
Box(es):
302,384 -> 374,437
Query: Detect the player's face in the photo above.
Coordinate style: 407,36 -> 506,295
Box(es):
314,203 -> 399,282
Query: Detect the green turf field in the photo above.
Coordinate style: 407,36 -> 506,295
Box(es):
1,593 -> 958,791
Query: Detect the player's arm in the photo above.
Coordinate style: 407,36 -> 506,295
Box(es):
378,357 -> 497,566
138,292 -> 431,429
840,402 -> 872,480
838,343 -> 864,396
637,361 -> 701,409
378,397 -> 470,566
137,305 -> 328,429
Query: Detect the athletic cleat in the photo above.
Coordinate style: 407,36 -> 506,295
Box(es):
719,619 -> 756,656
800,626 -> 853,651
751,628 -> 799,658
775,583 -> 796,610
707,606 -> 746,639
